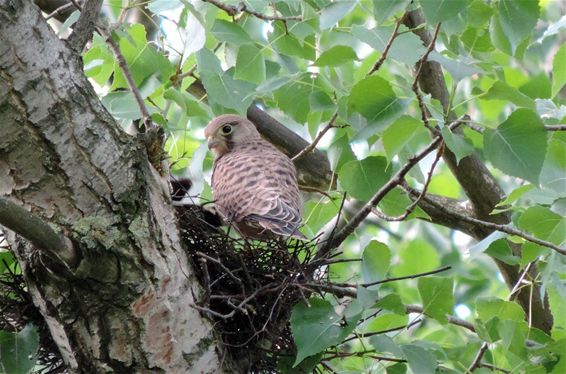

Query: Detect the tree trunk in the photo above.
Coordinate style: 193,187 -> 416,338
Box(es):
0,1 -> 231,372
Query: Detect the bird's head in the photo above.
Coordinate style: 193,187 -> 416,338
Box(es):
204,114 -> 261,158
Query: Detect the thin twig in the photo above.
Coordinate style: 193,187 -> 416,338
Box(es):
544,125 -> 566,131
405,304 -> 475,333
101,29 -> 152,130
196,252 -> 244,287
202,0 -> 301,21
467,342 -> 488,372
45,2 -> 76,20
292,113 -> 339,161
318,118 -> 464,257
341,318 -> 422,344
372,143 -> 444,221
337,265 -> 452,288
368,14 -> 406,75
478,363 -> 511,374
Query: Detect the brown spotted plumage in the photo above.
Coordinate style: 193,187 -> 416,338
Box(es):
204,114 -> 305,240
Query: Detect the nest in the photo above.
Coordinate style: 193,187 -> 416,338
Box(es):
176,204 -> 326,372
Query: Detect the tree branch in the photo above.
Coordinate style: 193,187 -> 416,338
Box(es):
317,118 -> 466,256
202,0 -> 302,21
292,112 -> 338,162
67,0 -> 102,53
545,125 -> 566,131
404,186 -> 566,255
246,105 -> 333,189
403,8 -> 554,333
0,197 -> 76,267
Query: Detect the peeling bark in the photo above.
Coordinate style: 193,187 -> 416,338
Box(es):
0,1 -> 232,372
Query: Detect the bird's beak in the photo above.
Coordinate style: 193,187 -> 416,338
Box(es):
207,136 -> 219,150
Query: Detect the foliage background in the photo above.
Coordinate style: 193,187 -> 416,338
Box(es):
1,0 -> 566,373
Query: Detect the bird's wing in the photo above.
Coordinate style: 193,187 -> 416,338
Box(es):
211,143 -> 303,238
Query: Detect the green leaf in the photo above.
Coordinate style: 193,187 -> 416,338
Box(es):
328,134 -> 356,171
352,25 -> 426,66
484,239 -> 520,265
468,0 -> 494,27
475,297 -> 525,323
291,298 -> 360,366
367,313 -> 408,331
392,240 -> 440,277
0,324 -> 39,374
210,20 -> 252,45
348,75 -> 406,123
552,43 -> 566,98
273,74 -> 315,123
382,116 -> 428,160
314,45 -> 358,66
112,24 -> 174,89
440,127 -> 475,164
499,319 -> 529,357
419,0 -> 468,23
518,206 -> 566,246
320,1 -> 358,29
417,277 -> 454,324
0,251 -> 16,274
401,344 -> 437,374
375,294 -> 406,315
519,73 -> 551,99
339,156 -> 391,202
101,91 -> 143,120
269,22 -> 315,60
540,133 -> 566,195
481,81 -> 535,109
373,0 -> 411,24
235,44 -> 266,84
378,187 -> 429,220
484,108 -> 547,185
370,335 -> 404,357
497,0 -> 540,55
361,241 -> 391,284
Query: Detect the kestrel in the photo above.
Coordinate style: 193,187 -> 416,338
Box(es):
204,114 -> 305,240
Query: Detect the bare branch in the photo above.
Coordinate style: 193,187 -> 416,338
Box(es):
202,0 -> 301,21
67,0 -> 102,53
368,14 -> 406,75
292,113 -> 339,162
467,342 -> 489,372
101,29 -> 152,130
372,143 -> 444,221
45,1 -> 75,20
405,304 -> 475,333
545,125 -> 566,131
0,197 -> 76,267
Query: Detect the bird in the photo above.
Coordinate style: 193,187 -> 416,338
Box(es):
204,114 -> 305,240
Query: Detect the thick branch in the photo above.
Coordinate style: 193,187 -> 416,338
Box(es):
247,105 -> 333,189
0,197 -> 76,267
67,0 -> 102,53
403,8 -> 553,333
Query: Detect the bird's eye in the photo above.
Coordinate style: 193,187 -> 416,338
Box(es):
221,125 -> 232,135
